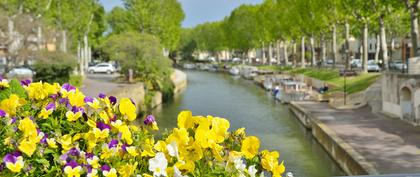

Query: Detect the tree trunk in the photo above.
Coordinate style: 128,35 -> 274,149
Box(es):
379,16 -> 389,70
37,26 -> 42,50
262,42 -> 266,64
78,42 -> 84,76
275,41 -> 280,65
268,43 -> 273,65
345,22 -> 350,69
362,23 -> 368,73
410,9 -> 419,57
84,34 -> 89,73
292,40 -> 297,66
60,30 -> 67,52
332,24 -> 337,68
284,42 -> 289,65
310,36 -> 315,67
301,36 -> 306,68
321,35 -> 326,66
375,34 -> 380,63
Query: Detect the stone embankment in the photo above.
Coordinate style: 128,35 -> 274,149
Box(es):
99,69 -> 187,112
290,101 -> 420,176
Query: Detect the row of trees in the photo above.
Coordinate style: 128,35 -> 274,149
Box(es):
180,0 -> 417,72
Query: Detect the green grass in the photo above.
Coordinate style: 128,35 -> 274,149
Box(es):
69,75 -> 83,87
256,65 -> 293,71
259,66 -> 381,94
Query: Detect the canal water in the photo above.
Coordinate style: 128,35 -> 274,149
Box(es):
152,70 -> 344,177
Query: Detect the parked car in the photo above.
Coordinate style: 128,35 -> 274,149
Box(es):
87,63 -> 116,74
326,59 -> 334,65
6,67 -> 34,79
389,60 -> 407,71
350,59 -> 362,68
232,58 -> 241,63
367,60 -> 381,72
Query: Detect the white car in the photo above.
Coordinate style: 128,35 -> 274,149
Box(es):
6,67 -> 34,79
88,63 -> 116,74
367,60 -> 381,72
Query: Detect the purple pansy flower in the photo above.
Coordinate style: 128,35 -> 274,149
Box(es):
50,94 -> 58,100
40,133 -> 48,144
109,96 -> 117,105
59,98 -> 69,106
10,117 -> 16,124
46,102 -> 56,111
65,160 -> 79,169
59,153 -> 69,163
85,153 -> 94,159
3,152 -> 21,164
96,122 -> 111,130
0,109 -> 6,117
84,96 -> 94,103
108,139 -> 118,149
101,164 -> 111,172
61,83 -> 76,92
20,79 -> 31,87
143,115 -> 156,125
68,148 -> 80,157
71,106 -> 84,114
98,93 -> 106,99
121,143 -> 128,152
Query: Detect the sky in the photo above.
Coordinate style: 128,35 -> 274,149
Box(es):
99,0 -> 263,28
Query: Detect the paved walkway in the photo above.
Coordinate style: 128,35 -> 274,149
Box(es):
295,101 -> 420,174
80,74 -> 127,97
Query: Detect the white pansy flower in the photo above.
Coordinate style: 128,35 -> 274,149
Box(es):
248,165 -> 257,177
173,166 -> 188,177
149,152 -> 168,177
234,157 -> 246,171
166,141 -> 179,158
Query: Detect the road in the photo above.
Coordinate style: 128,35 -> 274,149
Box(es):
80,73 -> 127,97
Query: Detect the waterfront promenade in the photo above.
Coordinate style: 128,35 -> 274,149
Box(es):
291,101 -> 420,175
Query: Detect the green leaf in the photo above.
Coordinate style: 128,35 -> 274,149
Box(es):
35,158 -> 50,167
0,79 -> 27,101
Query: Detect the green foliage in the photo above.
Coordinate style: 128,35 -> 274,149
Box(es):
69,75 -> 83,87
101,31 -> 173,90
33,51 -> 76,84
107,0 -> 185,50
0,79 -> 27,101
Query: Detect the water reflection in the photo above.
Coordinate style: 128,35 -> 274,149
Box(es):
152,70 -> 344,177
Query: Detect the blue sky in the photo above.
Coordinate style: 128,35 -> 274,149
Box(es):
99,0 -> 263,27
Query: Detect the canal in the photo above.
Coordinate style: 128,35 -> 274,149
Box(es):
152,70 -> 345,177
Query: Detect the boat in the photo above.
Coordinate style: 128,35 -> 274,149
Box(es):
182,63 -> 196,69
263,79 -> 273,90
229,67 -> 240,75
275,80 -> 310,103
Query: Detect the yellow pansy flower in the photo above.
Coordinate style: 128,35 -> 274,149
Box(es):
141,139 -> 155,157
175,160 -> 195,173
68,90 -> 85,107
210,116 -> 230,143
241,136 -> 260,159
119,125 -> 133,145
0,94 -> 25,116
59,134 -> 73,151
166,128 -> 189,147
18,138 -> 37,157
38,108 -> 53,119
46,138 -> 58,148
118,162 -> 137,177
26,82 -> 50,100
261,150 -> 280,171
5,156 -> 24,173
126,146 -> 139,157
234,127 -> 246,136
179,141 -> 203,161
154,141 -> 167,153
64,165 -> 82,177
0,79 -> 9,88
93,128 -> 110,140
87,156 -> 100,169
18,117 -> 38,139
272,161 -> 285,177
66,111 -> 82,122
119,98 -> 136,121
177,111 -> 194,129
